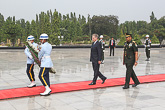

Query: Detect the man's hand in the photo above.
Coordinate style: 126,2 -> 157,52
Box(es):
98,61 -> 101,64
134,62 -> 138,66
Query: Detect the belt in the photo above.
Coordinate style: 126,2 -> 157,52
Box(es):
42,56 -> 50,59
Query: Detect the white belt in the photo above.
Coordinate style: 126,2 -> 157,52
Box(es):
42,56 -> 50,59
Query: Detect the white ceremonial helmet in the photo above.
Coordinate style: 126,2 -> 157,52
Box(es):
39,33 -> 49,39
27,35 -> 35,41
100,35 -> 103,38
146,35 -> 149,38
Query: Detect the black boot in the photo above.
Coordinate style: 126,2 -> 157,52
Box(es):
123,84 -> 129,89
89,82 -> 96,85
132,83 -> 140,87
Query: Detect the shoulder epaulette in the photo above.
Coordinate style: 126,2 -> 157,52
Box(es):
132,41 -> 136,43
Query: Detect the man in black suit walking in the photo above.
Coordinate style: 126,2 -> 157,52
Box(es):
109,37 -> 115,56
89,34 -> 107,85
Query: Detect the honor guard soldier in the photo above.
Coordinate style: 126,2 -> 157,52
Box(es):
144,35 -> 151,61
99,35 -> 105,64
123,33 -> 140,89
24,35 -> 38,88
38,33 -> 53,96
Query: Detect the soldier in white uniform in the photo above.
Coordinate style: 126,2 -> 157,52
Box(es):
38,33 -> 53,96
144,35 -> 151,61
24,35 -> 38,88
99,35 -> 105,64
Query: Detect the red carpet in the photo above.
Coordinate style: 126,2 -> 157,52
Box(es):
1,74 -> 165,100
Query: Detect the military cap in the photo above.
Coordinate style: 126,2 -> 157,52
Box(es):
125,33 -> 132,38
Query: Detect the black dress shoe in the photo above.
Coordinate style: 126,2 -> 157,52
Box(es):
102,77 -> 107,84
132,83 -> 139,87
122,86 -> 129,89
88,82 -> 96,85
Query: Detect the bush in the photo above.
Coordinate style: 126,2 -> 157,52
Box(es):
117,36 -> 125,46
118,34 -> 142,45
151,35 -> 159,44
75,35 -> 90,41
133,34 -> 142,45
49,34 -> 60,45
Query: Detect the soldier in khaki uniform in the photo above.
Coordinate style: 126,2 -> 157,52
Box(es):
123,33 -> 140,89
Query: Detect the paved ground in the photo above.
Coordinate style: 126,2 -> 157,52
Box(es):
0,48 -> 165,110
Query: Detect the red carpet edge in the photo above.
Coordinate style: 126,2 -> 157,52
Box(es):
0,74 -> 165,100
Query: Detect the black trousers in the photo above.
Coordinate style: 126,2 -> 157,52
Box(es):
101,50 -> 104,61
39,67 -> 50,87
125,63 -> 140,86
92,62 -> 106,83
110,47 -> 114,56
26,64 -> 35,81
145,48 -> 150,58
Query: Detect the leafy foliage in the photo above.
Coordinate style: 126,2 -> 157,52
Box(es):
151,35 -> 159,44
0,11 -> 165,46
133,34 -> 142,45
3,16 -> 20,46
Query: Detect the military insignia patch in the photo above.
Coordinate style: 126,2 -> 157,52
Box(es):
129,43 -> 132,47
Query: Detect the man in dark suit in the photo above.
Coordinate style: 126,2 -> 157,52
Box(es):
109,37 -> 115,56
89,34 -> 107,85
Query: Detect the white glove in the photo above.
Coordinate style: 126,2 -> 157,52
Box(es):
29,55 -> 33,60
103,50 -> 105,52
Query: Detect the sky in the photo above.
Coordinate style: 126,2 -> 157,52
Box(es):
0,0 -> 165,23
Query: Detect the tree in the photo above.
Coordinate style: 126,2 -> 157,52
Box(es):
151,35 -> 159,44
150,11 -> 157,22
49,34 -> 60,45
117,37 -> 125,46
133,34 -> 142,45
36,14 -> 40,42
39,12 -> 45,34
49,10 -> 60,44
20,19 -> 26,42
4,16 -> 19,46
1,9 -> 165,46
117,30 -> 125,46
30,20 -> 37,41
44,12 -> 51,35
25,21 -> 31,37
91,15 -> 119,37
0,13 -> 4,42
